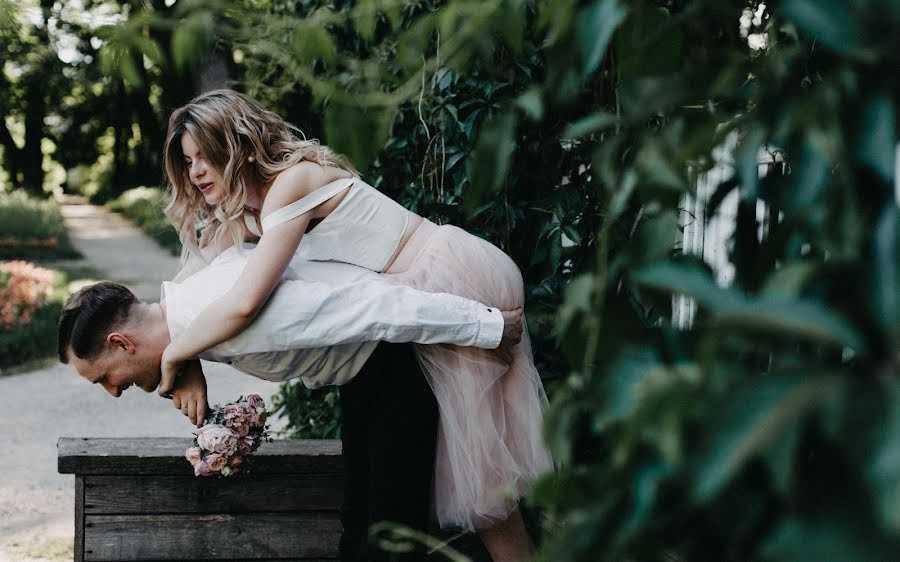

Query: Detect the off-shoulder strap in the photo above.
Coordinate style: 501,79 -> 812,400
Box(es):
261,177 -> 356,232
244,213 -> 262,237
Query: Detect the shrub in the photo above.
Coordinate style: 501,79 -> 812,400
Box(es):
270,381 -> 341,440
106,187 -> 181,255
0,261 -> 54,330
0,191 -> 79,260
0,261 -> 62,369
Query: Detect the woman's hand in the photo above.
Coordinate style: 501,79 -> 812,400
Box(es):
158,345 -> 187,396
171,360 -> 208,427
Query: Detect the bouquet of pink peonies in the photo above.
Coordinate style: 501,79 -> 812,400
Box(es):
184,394 -> 272,477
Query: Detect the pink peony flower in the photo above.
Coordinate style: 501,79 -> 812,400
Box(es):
224,404 -> 252,437
237,435 -> 256,455
185,447 -> 202,466
206,453 -> 227,472
246,394 -> 265,410
194,461 -> 215,477
249,409 -> 268,429
196,424 -> 239,455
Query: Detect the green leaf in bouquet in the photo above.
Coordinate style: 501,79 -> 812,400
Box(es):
692,374 -> 844,503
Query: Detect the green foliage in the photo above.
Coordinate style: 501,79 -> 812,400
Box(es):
213,0 -> 900,558
106,187 -> 181,255
39,0 -> 900,558
270,381 -> 341,440
0,191 -> 79,259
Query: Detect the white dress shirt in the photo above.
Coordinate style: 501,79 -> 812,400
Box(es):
161,246 -> 503,388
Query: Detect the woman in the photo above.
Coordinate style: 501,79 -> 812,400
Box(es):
159,89 -> 552,560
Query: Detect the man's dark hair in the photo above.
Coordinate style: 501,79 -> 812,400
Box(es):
57,282 -> 138,363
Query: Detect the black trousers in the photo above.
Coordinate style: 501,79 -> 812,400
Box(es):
338,342 -> 438,562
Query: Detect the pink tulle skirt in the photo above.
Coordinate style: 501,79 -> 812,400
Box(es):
384,220 -> 553,531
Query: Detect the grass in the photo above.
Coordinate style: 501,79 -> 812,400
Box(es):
0,190 -> 80,260
106,187 -> 181,255
0,262 -> 103,372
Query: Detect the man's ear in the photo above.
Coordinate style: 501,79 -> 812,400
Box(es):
107,332 -> 136,353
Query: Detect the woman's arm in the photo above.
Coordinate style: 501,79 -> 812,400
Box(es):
171,221 -> 251,283
159,163 -> 345,394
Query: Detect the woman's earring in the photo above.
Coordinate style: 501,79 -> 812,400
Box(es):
248,155 -> 255,163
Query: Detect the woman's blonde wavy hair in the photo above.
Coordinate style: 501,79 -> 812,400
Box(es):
163,89 -> 357,265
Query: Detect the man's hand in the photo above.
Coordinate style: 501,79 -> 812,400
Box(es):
158,345 -> 186,396
170,360 -> 208,427
497,307 -> 524,363
500,308 -> 523,346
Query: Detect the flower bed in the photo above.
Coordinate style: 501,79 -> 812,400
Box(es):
0,261 -> 99,371
0,260 -> 55,330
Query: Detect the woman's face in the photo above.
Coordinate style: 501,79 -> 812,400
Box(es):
180,132 -> 225,206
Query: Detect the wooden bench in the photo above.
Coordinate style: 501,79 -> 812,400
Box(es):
58,437 -> 343,561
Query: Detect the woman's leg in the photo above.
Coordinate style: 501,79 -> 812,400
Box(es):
477,508 -> 535,562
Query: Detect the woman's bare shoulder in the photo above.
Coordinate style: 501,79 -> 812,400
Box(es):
264,161 -> 353,212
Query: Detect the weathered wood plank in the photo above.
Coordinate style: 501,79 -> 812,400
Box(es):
75,475 -> 85,562
84,474 -> 342,514
59,438 -> 342,475
83,513 -> 341,561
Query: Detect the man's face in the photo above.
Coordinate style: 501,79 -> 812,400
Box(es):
68,346 -> 161,397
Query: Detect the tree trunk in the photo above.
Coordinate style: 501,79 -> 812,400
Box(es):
0,120 -> 21,190
20,73 -> 46,196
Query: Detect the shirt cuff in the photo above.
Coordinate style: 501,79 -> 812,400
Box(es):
474,306 -> 504,349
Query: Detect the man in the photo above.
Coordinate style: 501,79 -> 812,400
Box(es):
58,246 -> 522,561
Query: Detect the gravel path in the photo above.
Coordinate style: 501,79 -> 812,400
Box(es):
0,196 -> 286,562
